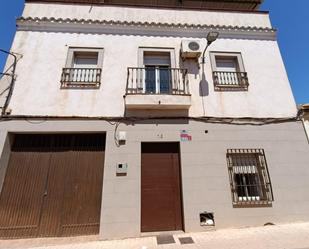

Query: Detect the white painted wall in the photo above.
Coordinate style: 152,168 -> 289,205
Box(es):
1,3 -> 297,118
23,3 -> 272,28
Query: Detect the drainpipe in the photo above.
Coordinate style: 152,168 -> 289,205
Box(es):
0,49 -> 17,116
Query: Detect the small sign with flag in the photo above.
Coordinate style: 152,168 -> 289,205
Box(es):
180,130 -> 192,142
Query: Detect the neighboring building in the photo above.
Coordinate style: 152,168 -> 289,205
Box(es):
301,104 -> 309,141
0,0 -> 309,240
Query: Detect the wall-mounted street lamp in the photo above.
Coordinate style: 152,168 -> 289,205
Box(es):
202,31 -> 219,64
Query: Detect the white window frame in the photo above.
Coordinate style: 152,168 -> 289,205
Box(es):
65,47 -> 104,68
138,47 -> 176,94
209,52 -> 248,91
210,51 -> 245,72
62,47 -> 104,88
233,165 -> 261,202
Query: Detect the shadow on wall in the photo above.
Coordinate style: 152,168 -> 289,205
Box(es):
125,109 -> 189,120
199,71 -> 209,97
180,56 -> 209,116
134,118 -> 189,125
180,57 -> 209,97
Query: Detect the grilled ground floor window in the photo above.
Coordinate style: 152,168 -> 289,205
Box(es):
226,149 -> 274,207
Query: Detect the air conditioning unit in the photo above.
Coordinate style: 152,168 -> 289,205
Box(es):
181,40 -> 202,59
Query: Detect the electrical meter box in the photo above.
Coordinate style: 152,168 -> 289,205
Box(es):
118,131 -> 127,141
116,163 -> 128,176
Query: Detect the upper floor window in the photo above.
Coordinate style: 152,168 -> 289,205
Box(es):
126,48 -> 189,95
226,149 -> 274,207
144,52 -> 171,94
73,52 -> 98,69
210,52 -> 249,91
61,47 -> 104,89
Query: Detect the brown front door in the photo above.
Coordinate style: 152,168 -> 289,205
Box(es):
0,134 -> 105,239
141,142 -> 183,232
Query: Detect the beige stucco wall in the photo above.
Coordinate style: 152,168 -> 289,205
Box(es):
0,119 -> 308,239
303,113 -> 309,141
0,133 -> 12,193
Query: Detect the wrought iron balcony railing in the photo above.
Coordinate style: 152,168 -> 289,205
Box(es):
126,67 -> 190,95
60,68 -> 102,88
213,71 -> 249,91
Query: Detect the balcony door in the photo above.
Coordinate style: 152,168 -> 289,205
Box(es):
144,52 -> 171,94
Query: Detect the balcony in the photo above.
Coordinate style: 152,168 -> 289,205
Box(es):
213,71 -> 249,91
60,68 -> 102,88
125,67 -> 191,110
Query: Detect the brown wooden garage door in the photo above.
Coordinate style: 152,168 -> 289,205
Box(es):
141,142 -> 183,232
0,134 -> 105,239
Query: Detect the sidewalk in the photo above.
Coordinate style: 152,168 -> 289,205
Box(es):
1,222 -> 309,249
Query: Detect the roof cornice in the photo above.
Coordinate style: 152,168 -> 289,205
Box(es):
17,16 -> 276,40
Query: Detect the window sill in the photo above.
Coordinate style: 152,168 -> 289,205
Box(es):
232,202 -> 273,208
214,84 -> 249,92
60,82 -> 101,89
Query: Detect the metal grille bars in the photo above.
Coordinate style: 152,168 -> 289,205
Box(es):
226,149 -> 274,207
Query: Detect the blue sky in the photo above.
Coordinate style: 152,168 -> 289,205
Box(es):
0,0 -> 308,104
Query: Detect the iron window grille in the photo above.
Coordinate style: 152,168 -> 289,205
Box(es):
226,149 -> 274,207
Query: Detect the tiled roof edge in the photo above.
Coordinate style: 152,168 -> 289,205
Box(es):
17,16 -> 276,33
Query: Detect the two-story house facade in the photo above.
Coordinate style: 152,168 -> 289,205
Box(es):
0,0 -> 309,240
